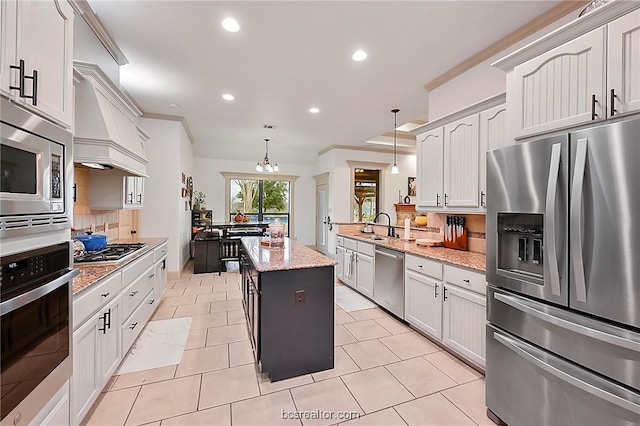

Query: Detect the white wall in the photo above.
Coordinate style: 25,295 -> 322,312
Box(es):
73,18 -> 120,83
192,158 -> 317,246
428,9 -> 581,120
139,118 -> 192,274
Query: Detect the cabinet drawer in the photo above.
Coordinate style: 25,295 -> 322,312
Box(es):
154,242 -> 168,262
73,272 -> 122,330
121,289 -> 154,355
122,250 -> 154,285
443,264 -> 486,295
405,254 -> 442,280
336,236 -> 344,247
121,265 -> 155,320
344,238 -> 358,251
357,242 -> 374,256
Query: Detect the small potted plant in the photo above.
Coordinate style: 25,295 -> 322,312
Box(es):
193,191 -> 206,211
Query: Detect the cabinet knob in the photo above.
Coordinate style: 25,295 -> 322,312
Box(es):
101,292 -> 110,298
129,290 -> 138,297
463,279 -> 470,283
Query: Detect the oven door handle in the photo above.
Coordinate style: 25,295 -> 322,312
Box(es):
0,268 -> 79,316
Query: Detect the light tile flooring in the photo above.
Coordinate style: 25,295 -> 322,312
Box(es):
83,265 -> 489,426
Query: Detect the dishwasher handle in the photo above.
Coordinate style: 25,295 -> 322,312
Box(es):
374,249 -> 404,260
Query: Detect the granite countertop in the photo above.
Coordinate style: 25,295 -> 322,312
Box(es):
73,237 -> 168,295
241,236 -> 337,273
338,233 -> 486,272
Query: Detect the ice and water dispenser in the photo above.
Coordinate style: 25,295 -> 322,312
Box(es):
497,213 -> 544,278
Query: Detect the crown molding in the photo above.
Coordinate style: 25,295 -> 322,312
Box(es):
424,0 -> 589,92
142,112 -> 195,144
69,0 -> 128,65
318,144 -> 416,156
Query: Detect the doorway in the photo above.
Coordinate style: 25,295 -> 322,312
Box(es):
314,173 -> 329,255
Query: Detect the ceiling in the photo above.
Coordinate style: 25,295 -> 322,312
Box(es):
87,0 -> 562,161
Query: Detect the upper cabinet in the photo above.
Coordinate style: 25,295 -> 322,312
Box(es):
412,94 -> 507,212
494,2 -> 640,140
0,0 -> 74,128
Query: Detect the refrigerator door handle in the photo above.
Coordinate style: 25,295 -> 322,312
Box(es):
494,292 -> 640,353
571,139 -> 589,303
493,331 -> 640,415
545,143 -> 562,296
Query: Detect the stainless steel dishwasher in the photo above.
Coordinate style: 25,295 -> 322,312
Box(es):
374,247 -> 404,318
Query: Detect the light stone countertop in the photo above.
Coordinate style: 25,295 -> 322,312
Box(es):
338,233 -> 486,272
241,236 -> 336,273
73,237 -> 168,295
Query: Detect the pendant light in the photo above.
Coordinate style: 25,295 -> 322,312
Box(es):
256,138 -> 279,172
391,108 -> 400,174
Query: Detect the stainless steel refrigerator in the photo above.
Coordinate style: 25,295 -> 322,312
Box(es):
486,117 -> 640,426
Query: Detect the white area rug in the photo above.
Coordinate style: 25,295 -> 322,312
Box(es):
335,286 -> 377,312
117,317 -> 192,375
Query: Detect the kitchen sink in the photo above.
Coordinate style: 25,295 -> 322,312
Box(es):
370,236 -> 386,240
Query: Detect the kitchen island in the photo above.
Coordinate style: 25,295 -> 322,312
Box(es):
241,236 -> 336,381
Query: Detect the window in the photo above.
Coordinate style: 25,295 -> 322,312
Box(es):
353,168 -> 380,222
223,173 -> 298,237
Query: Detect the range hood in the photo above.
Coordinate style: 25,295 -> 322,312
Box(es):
73,61 -> 149,177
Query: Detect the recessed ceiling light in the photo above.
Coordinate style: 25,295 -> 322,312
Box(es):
352,50 -> 367,61
221,18 -> 240,32
169,103 -> 180,108
309,107 -> 320,114
222,94 -> 235,101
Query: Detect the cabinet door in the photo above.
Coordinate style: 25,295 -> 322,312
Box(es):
416,127 -> 444,209
511,27 -> 606,139
356,253 -> 374,299
15,0 -> 74,127
0,0 -> 18,98
135,177 -> 144,205
444,114 -> 480,207
124,176 -> 137,207
404,271 -> 442,339
607,8 -> 640,117
335,246 -> 344,280
479,104 -> 508,209
154,258 -> 168,301
98,297 -> 121,387
442,284 -> 486,368
342,249 -> 356,288
72,314 -> 100,424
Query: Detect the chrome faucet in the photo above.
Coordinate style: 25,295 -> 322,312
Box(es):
372,212 -> 397,237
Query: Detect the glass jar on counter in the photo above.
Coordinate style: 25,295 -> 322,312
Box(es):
269,220 -> 285,248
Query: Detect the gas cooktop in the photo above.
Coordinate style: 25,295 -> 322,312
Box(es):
74,243 -> 147,264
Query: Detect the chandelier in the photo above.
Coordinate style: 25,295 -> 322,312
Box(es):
256,138 -> 279,172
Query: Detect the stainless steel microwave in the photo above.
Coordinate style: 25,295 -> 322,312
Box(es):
0,98 -> 72,237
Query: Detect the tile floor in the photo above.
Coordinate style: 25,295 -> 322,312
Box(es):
82,264 -> 489,426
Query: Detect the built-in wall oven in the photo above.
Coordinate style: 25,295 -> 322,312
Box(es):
1,98 -> 72,237
1,242 -> 78,426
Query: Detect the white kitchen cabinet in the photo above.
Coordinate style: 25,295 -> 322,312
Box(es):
154,243 -> 168,302
335,246 -> 345,281
416,127 -> 444,209
355,251 -> 374,299
405,270 -> 442,340
72,295 -> 121,425
442,284 -> 486,368
342,249 -> 357,288
607,8 -> 640,117
479,103 -> 508,209
89,170 -> 146,210
443,114 -> 480,208
0,0 -> 74,127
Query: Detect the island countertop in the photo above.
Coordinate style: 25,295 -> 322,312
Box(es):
73,237 -> 168,295
241,236 -> 336,272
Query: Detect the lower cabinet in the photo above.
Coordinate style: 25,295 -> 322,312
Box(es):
72,295 -> 121,425
335,246 -> 344,281
404,260 -> 486,369
154,256 -> 168,300
355,251 -> 374,299
342,249 -> 357,288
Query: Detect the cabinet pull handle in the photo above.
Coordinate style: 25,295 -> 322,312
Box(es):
591,94 -> 598,120
417,264 -> 423,268
162,260 -> 166,271
128,193 -> 134,203
149,299 -> 155,305
129,322 -> 138,330
610,89 -> 617,117
149,273 -> 155,279
443,286 -> 448,301
101,292 -> 110,298
73,184 -> 77,202
98,312 -> 107,334
444,193 -> 448,206
129,290 -> 138,297
463,279 -> 470,283
481,191 -> 485,207
137,194 -> 142,203
23,69 -> 37,106
434,283 -> 439,298
9,59 -> 25,96
105,308 -> 111,329
436,193 -> 441,206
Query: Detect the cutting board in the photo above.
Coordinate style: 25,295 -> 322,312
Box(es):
416,239 -> 443,247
